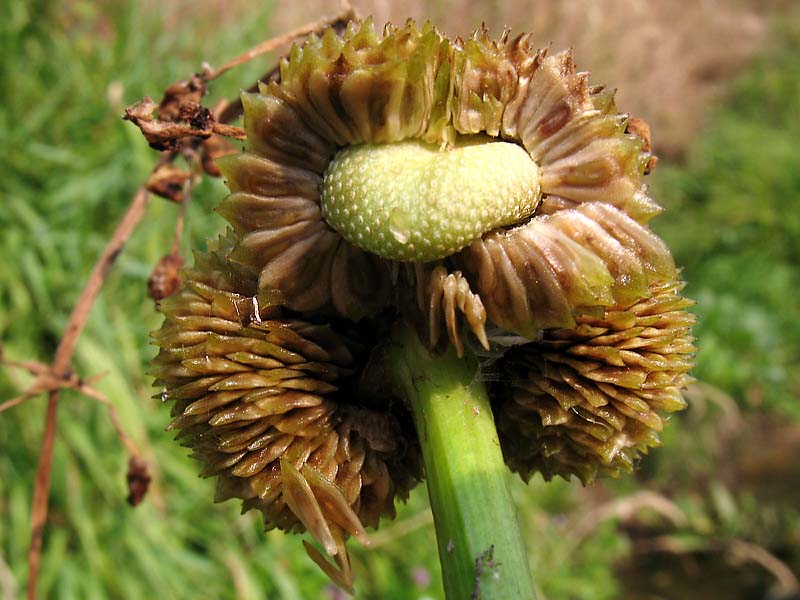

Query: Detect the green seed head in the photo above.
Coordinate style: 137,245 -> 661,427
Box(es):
321,137 -> 542,262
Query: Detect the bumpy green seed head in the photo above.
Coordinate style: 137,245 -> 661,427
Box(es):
321,137 -> 541,261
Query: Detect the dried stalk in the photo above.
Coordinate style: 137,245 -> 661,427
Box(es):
202,4 -> 356,80
635,535 -> 800,596
7,4 -> 358,598
26,186 -> 151,600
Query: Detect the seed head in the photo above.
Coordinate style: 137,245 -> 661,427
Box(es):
152,18 -> 695,589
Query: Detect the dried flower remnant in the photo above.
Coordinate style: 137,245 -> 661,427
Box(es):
151,18 -> 695,590
147,253 -> 184,300
145,163 -> 192,203
495,282 -> 695,483
126,457 -> 152,507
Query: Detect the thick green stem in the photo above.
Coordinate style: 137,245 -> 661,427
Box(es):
387,327 -> 536,599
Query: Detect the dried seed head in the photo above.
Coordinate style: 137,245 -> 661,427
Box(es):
494,282 -> 696,483
152,236 -> 421,585
152,17 -> 695,589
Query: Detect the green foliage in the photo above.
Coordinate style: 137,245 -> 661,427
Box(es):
513,477 -> 627,600
651,13 -> 800,416
2,2 -> 800,599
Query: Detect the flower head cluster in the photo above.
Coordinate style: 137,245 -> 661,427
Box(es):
152,18 -> 695,588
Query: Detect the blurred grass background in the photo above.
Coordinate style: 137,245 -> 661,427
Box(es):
1,0 -> 799,598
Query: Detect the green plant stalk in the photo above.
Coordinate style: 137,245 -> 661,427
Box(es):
388,327 -> 536,599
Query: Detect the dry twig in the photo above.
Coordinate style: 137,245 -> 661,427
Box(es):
0,5 -> 359,598
727,538 -> 800,596
635,535 -> 800,597
24,186 -> 151,600
201,4 -> 356,80
569,490 -> 688,545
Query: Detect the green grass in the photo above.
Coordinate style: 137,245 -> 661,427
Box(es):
651,12 -> 800,417
2,1 -> 799,599
0,2 -> 614,598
